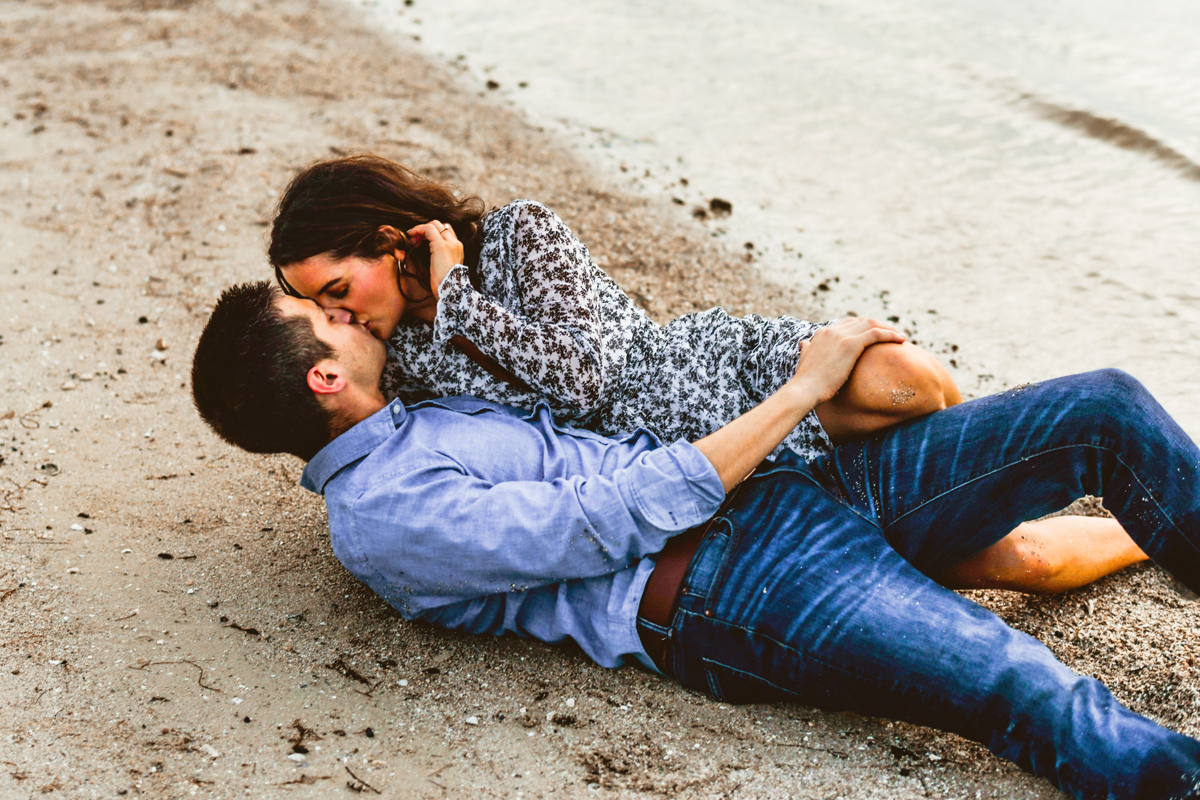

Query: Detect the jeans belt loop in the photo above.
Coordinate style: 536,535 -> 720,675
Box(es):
637,476 -> 751,675
637,521 -> 707,675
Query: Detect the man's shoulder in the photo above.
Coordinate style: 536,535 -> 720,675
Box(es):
321,428 -> 449,505
323,397 -> 537,493
406,395 -> 536,420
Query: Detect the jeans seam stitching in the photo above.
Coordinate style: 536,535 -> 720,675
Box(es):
675,610 -> 1021,731
1109,449 -> 1200,563
700,657 -> 802,701
884,442 -> 1180,540
689,518 -> 735,608
675,601 -> 1093,784
676,607 -> 909,710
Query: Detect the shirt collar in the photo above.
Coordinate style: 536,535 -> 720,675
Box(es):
300,400 -> 406,495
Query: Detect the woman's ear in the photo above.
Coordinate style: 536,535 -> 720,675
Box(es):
377,224 -> 403,248
376,225 -> 406,265
306,360 -> 347,396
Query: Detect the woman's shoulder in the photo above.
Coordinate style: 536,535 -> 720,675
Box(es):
483,199 -> 560,233
479,200 -> 579,275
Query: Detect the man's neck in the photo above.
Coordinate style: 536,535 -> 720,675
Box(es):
326,388 -> 387,441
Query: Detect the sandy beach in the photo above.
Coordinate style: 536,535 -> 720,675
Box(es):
1,1 -> 1197,798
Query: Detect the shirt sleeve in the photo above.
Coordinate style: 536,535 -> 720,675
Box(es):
430,202 -> 613,412
331,441 -> 724,617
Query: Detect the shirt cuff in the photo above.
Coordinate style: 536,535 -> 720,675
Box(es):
431,264 -> 473,345
626,441 -> 725,531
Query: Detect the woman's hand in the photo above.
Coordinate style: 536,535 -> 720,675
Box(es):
407,221 -> 464,300
789,318 -> 907,406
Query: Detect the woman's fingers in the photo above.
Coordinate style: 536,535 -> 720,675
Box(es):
407,221 -> 465,300
406,220 -> 457,242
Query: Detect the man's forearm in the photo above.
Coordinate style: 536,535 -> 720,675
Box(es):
691,382 -> 823,492
690,318 -> 907,492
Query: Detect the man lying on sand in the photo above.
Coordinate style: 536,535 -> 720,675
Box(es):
192,281 -> 1200,800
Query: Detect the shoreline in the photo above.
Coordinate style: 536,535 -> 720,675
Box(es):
353,0 -> 1200,437
0,1 -> 1195,798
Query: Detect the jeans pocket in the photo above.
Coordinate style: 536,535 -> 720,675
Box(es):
702,658 -> 800,705
681,519 -> 733,608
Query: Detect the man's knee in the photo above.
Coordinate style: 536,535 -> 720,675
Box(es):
1068,369 -> 1158,432
1092,368 -> 1150,406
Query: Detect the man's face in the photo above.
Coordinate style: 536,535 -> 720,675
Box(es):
276,294 -> 387,392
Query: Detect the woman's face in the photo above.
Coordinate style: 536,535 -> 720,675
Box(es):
281,251 -> 407,341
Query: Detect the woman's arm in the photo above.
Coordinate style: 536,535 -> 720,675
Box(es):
422,202 -> 618,412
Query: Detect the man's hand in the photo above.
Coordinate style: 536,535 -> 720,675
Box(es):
789,318 -> 907,405
692,318 -> 905,493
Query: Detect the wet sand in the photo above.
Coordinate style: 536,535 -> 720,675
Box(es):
363,0 -> 1200,436
0,1 -> 1197,798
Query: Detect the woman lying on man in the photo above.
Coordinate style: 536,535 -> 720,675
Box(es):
268,155 -> 1145,593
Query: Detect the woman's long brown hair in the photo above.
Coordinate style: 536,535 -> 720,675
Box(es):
269,155 -> 487,299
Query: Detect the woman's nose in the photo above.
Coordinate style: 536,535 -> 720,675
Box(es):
327,307 -> 356,324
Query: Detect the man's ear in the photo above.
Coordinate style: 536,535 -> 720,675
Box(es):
306,360 -> 347,396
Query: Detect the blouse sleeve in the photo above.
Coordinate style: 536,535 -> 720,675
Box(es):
431,202 -> 615,412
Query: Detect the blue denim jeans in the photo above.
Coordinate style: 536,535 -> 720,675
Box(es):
653,370 -> 1200,800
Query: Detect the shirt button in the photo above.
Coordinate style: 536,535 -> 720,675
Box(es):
391,404 -> 401,415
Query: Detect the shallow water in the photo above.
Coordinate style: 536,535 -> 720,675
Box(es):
353,0 -> 1200,434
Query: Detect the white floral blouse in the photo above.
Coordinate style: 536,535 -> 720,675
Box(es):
381,200 -> 832,461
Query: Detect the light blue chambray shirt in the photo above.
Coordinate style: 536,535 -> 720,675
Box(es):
300,396 -> 725,670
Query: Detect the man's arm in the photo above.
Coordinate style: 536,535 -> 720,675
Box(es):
331,439 -> 725,615
692,318 -> 906,491
333,319 -> 902,614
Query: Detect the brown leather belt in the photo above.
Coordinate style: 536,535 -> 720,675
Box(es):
636,477 -> 753,675
637,521 -> 709,675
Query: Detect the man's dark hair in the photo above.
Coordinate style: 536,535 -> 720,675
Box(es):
192,281 -> 335,461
